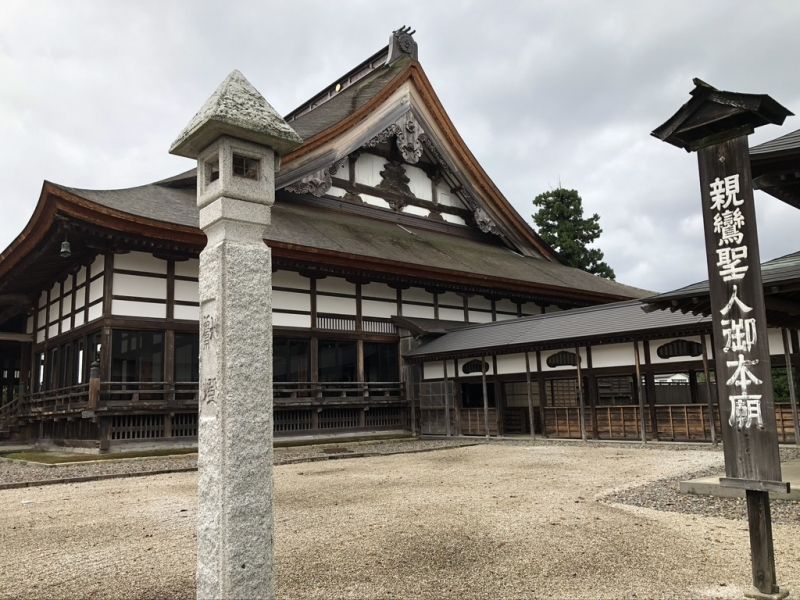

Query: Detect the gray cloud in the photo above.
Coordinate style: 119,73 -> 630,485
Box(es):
1,0 -> 799,293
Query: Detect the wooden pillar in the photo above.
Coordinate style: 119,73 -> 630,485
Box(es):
633,341 -> 646,443
688,369 -> 699,404
451,359 -> 461,435
746,490 -> 781,597
442,359 -> 452,437
781,328 -> 800,447
165,329 -> 176,406
524,351 -> 535,439
700,333 -> 717,445
481,354 -> 489,438
586,346 -> 598,439
575,346 -> 586,441
493,356 -> 502,436
536,351 -> 547,437
643,341 -> 659,440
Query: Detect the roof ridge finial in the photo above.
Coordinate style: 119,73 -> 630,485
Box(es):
388,25 -> 418,63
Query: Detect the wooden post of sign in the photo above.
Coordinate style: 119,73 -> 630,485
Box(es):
700,333 -> 717,445
575,346 -> 587,441
525,351 -> 535,439
653,79 -> 791,599
536,351 -> 547,438
781,328 -> 800,447
633,341 -> 646,443
481,354 -> 490,439
442,359 -> 452,437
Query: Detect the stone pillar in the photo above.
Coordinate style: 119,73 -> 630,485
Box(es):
170,70 -> 302,600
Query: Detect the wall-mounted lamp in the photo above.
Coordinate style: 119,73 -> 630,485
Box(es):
59,236 -> 71,258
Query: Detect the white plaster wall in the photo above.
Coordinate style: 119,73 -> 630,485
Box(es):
175,279 -> 199,303
89,277 -> 104,303
331,159 -> 348,179
469,296 -> 492,311
50,282 -> 59,298
175,305 -> 200,321
273,290 -> 311,312
75,291 -> 85,310
544,305 -> 562,313
316,277 -> 355,295
61,293 -> 72,315
273,312 -> 311,328
401,303 -> 435,319
36,329 -> 45,343
521,302 -> 541,316
48,302 -> 58,324
37,308 -> 45,327
362,300 -> 397,319
38,291 -> 46,309
87,303 -> 102,322
174,258 -> 199,278
354,153 -> 385,188
768,328 -> 787,356
468,311 -> 493,323
111,300 -> 166,319
496,353 -> 530,375
76,266 -> 87,286
438,307 -> 464,321
362,282 -> 396,299
361,194 -> 391,209
436,183 -> 466,209
47,324 -> 58,338
113,273 -> 167,299
495,299 -> 517,314
590,343 -> 637,369
74,312 -> 85,328
63,277 -> 72,293
114,251 -> 166,274
441,214 -> 467,226
438,292 -> 463,308
495,313 -> 517,322
423,361 -> 444,380
401,205 -> 429,217
405,164 -> 432,200
61,317 -> 70,332
403,287 -> 434,304
317,295 -> 357,314
327,186 -> 347,198
273,270 -> 310,290
26,316 -> 33,334
91,256 -> 105,278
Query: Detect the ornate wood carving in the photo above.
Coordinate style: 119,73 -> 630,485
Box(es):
546,350 -> 578,368
365,112 -> 423,165
377,161 -> 413,210
656,339 -> 704,359
285,159 -> 347,198
473,207 -> 499,235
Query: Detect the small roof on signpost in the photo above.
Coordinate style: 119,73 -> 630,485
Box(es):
651,78 -> 793,152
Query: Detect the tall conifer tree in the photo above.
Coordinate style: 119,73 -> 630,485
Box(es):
532,187 -> 616,279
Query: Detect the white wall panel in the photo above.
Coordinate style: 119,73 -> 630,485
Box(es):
521,302 -> 541,316
26,316 -> 33,334
441,214 -> 467,226
174,305 -> 200,321
38,291 -> 47,309
316,277 -> 355,295
469,296 -> 493,310
362,282 -> 396,299
436,183 -> 466,208
468,311 -> 493,323
113,273 -> 167,299
273,312 -> 311,328
114,251 -> 166,274
590,343 -> 636,369
50,282 -> 59,298
174,279 -> 199,303
361,194 -> 391,209
438,307 -> 465,321
768,329 -> 786,356
111,300 -> 166,319
273,290 -> 311,312
48,324 -> 58,339
75,292 -> 85,310
457,356 -> 495,378
438,292 -> 463,307
354,153 -> 385,188
76,267 -> 87,286
401,303 -> 435,319
61,293 -> 72,314
496,353 -> 529,375
406,164 -> 432,200
89,278 -> 104,303
90,255 -> 105,277
36,329 -> 45,343
61,317 -> 71,332
403,287 -> 434,304
327,185 -> 347,198
48,303 -> 58,323
401,205 -> 429,217
87,303 -> 103,322
317,295 -> 357,314
495,299 -> 517,314
63,277 -> 72,293
495,313 -> 517,322
174,259 -> 199,278
74,312 -> 85,328
362,300 -> 397,319
37,308 -> 46,326
273,270 -> 311,290
423,361 -> 444,380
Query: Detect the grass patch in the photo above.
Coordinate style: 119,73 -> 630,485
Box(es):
0,448 -> 197,464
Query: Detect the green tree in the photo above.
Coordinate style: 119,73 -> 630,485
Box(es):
532,187 -> 616,279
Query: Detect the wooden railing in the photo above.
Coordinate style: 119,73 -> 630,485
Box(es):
26,384 -> 90,415
273,381 -> 404,406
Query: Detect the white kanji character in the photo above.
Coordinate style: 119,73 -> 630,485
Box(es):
728,393 -> 764,429
721,318 -> 757,352
713,208 -> 745,246
719,284 -> 752,317
726,353 -> 762,392
716,246 -> 748,281
709,174 -> 742,211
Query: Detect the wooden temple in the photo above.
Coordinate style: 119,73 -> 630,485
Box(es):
0,29 -> 797,450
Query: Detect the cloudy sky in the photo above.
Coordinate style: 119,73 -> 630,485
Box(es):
2,0 -> 799,293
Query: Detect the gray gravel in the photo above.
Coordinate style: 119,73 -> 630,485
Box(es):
2,442 -> 799,600
0,438 -> 474,485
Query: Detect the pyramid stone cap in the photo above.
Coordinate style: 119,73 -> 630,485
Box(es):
170,70 -> 303,159
651,78 -> 793,152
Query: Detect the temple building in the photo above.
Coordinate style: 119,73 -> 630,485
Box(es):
0,29 -> 797,449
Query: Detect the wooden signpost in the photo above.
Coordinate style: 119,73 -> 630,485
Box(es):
653,79 -> 793,600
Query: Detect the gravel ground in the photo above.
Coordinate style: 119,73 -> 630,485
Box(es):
2,443 -> 799,600
0,439 -> 474,485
